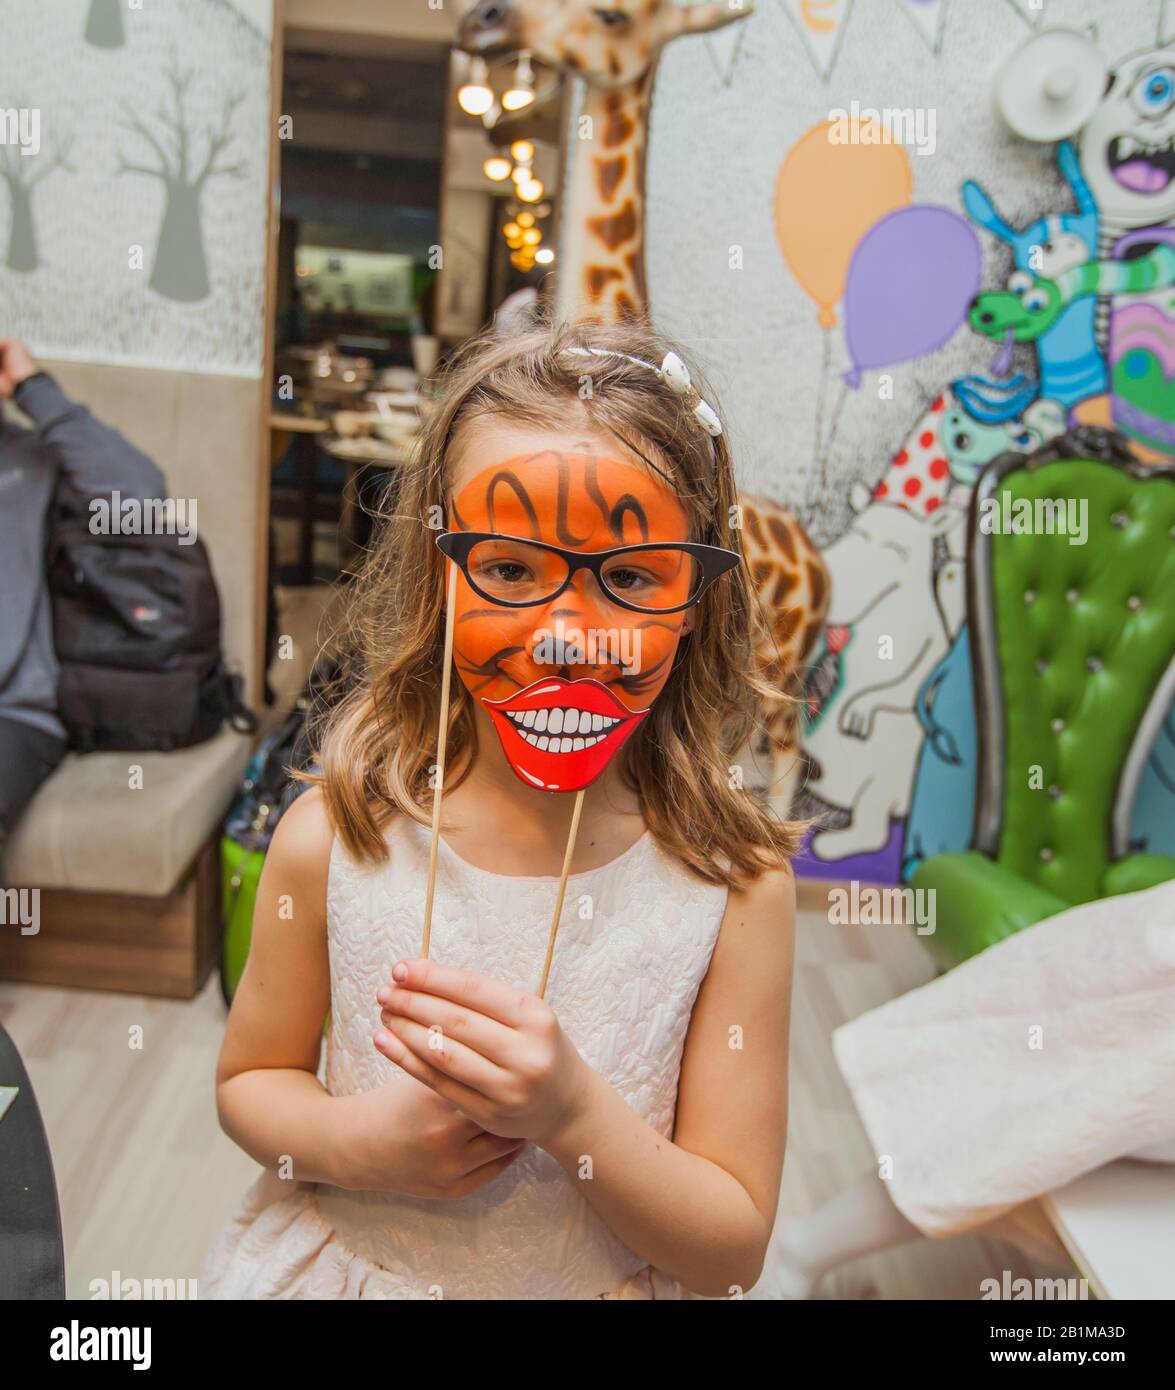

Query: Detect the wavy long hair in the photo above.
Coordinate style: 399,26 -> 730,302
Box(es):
309,317 -> 801,888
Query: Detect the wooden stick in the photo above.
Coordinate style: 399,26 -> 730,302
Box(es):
421,560 -> 459,959
536,789 -> 586,1000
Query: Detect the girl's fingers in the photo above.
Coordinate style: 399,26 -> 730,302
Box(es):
371,1028 -> 485,1115
386,959 -> 534,1028
377,987 -> 519,1069
463,1132 -> 525,1171
378,1014 -> 512,1101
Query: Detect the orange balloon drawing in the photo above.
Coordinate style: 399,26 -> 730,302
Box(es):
774,119 -> 913,328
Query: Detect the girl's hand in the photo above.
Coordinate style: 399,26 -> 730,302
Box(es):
332,1075 -> 526,1199
373,959 -> 594,1148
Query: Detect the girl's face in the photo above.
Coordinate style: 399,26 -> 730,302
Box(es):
445,422 -> 694,792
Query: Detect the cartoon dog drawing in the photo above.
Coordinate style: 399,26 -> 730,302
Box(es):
803,488 -> 965,860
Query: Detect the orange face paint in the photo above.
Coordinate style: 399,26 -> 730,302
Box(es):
446,451 -> 693,792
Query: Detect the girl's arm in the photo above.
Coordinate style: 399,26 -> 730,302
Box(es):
544,866 -> 794,1296
375,865 -> 795,1296
214,789 -> 342,1183
217,790 -> 526,1196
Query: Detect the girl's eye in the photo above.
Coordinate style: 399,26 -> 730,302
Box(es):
1134,67 -> 1175,115
605,566 -> 653,591
476,560 -> 532,584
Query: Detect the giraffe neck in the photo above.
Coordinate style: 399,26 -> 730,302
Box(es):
556,68 -> 655,325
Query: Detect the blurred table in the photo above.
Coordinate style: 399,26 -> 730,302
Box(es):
0,1023 -> 65,1299
1044,1161 -> 1175,1300
321,433 -> 414,558
270,413 -> 330,585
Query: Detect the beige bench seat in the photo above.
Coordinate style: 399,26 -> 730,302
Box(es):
0,730 -> 252,998
4,729 -> 252,896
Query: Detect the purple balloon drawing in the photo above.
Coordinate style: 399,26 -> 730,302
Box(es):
842,205 -> 983,388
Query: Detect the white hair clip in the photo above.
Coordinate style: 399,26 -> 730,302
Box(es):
563,346 -> 724,439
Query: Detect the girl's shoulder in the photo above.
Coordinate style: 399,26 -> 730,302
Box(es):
268,785 -> 336,872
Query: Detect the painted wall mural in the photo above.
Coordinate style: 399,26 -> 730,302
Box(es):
645,0 -> 1175,883
0,0 -> 272,375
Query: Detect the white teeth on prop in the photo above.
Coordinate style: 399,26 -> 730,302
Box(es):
515,728 -> 611,752
504,707 -> 622,749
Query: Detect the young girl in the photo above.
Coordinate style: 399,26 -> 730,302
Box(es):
202,319 -> 797,1300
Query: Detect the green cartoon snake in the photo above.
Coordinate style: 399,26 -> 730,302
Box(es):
969,243 -> 1175,342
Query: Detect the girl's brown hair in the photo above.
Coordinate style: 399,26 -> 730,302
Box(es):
310,316 -> 802,889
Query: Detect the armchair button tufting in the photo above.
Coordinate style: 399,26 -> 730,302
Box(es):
1111,512 -> 1128,529
1048,785 -> 1062,800
1086,656 -> 1104,673
1128,595 -> 1143,611
1040,847 -> 1055,862
1024,588 -> 1037,604
1051,717 -> 1065,733
1035,657 -> 1048,674
1066,587 -> 1080,603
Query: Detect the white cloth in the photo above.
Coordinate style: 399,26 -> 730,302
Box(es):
202,816 -> 727,1299
832,881 -> 1175,1237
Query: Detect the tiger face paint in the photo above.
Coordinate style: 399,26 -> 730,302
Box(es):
446,451 -> 694,793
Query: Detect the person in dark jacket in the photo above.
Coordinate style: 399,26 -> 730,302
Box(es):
0,337 -> 166,875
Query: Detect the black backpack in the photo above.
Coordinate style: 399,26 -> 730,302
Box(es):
48,495 -> 257,753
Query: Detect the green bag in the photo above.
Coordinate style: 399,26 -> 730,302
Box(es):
220,837 -> 266,1005
217,671 -> 329,1006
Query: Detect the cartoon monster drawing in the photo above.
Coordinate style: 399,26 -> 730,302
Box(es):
941,396 -> 1067,485
962,140 -> 1103,409
969,241 -> 1175,347
1078,48 -> 1175,244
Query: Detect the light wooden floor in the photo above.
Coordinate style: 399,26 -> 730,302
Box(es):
0,901 -> 1067,1299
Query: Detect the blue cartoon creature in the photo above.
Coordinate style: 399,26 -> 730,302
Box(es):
959,140 -> 1103,415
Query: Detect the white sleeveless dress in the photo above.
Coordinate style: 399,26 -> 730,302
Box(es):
201,816 -> 728,1299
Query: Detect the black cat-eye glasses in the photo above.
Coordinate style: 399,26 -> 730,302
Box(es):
435,530 -> 740,615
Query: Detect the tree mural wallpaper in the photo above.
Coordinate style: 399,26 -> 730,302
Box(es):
0,127 -> 72,273
117,66 -> 247,303
85,0 -> 125,49
0,0 -> 271,375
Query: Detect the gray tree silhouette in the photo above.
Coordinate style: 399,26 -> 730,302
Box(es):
117,66 -> 246,303
85,0 -> 125,48
0,133 -> 71,272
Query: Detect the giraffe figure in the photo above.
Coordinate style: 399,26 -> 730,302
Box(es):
459,0 -> 831,780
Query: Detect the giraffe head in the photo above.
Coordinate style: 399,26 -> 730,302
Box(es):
459,0 -> 750,89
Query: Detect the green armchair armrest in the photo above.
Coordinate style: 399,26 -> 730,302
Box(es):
1102,855 -> 1175,898
912,851 -> 1070,970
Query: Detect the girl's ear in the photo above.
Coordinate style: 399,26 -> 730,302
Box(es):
681,607 -> 696,634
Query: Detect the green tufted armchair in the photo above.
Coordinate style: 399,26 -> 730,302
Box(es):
913,429 -> 1175,970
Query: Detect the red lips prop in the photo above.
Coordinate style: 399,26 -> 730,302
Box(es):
483,676 -> 648,793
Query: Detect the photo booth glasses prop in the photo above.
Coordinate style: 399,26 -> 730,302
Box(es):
434,531 -> 740,614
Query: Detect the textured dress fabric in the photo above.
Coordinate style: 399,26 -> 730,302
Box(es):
201,816 -> 728,1299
